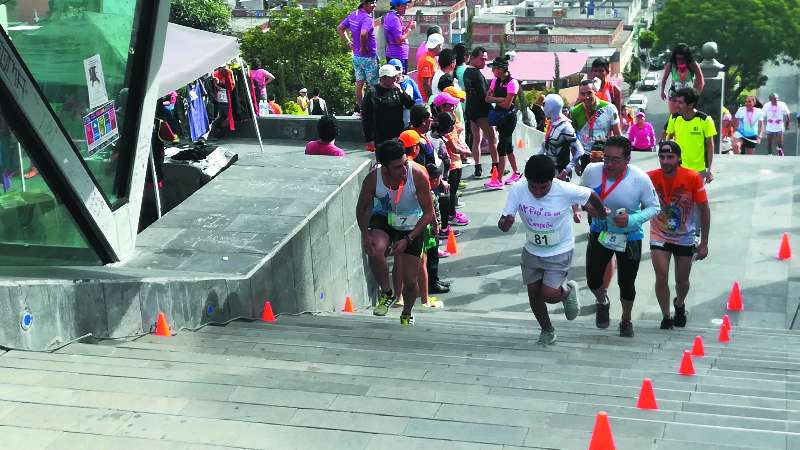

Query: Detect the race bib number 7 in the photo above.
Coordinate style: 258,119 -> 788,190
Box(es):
527,229 -> 560,247
388,211 -> 421,231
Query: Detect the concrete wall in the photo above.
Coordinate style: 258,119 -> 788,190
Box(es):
238,115 -> 366,143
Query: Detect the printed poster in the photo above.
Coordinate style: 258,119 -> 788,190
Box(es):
83,102 -> 119,156
83,54 -> 109,109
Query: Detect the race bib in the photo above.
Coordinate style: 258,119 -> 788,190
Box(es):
388,211 -> 421,231
598,230 -> 627,252
527,229 -> 560,247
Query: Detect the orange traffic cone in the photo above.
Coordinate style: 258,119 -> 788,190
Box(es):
726,282 -> 744,311
721,314 -> 731,331
154,312 -> 172,337
691,335 -> 705,357
718,323 -> 730,343
490,166 -> 500,184
446,228 -> 459,255
588,411 -> 616,450
778,232 -> 792,260
261,301 -> 276,323
343,296 -> 354,313
636,378 -> 658,410
516,138 -> 524,149
678,350 -> 695,376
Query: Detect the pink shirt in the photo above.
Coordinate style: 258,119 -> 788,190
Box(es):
627,122 -> 656,149
305,140 -> 345,157
415,42 -> 427,69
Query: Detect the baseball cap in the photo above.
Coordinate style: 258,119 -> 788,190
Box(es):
387,58 -> 403,70
378,64 -> 401,78
299,87 -> 307,93
443,86 -> 466,100
390,0 -> 410,6
635,111 -> 645,119
433,92 -> 460,107
399,130 -> 421,149
658,140 -> 681,156
426,33 -> 445,49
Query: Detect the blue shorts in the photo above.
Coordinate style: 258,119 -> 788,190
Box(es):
353,55 -> 379,85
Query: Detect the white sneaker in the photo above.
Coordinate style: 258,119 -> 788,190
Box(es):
564,280 -> 580,320
537,328 -> 556,345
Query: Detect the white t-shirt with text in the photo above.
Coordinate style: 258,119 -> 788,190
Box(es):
502,179 -> 592,257
763,101 -> 791,133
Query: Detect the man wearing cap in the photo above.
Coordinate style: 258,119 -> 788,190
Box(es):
417,32 -> 444,103
764,93 -> 791,156
383,0 -> 415,73
388,58 -> 422,127
338,0 -> 379,108
296,88 -> 310,114
362,64 -> 415,151
648,141 -> 710,330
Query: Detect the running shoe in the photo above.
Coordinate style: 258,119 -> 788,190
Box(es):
400,314 -> 415,326
473,164 -> 482,178
437,249 -> 450,258
373,292 -> 397,316
537,328 -> 556,345
449,215 -> 469,226
436,279 -> 452,287
422,297 -> 444,308
484,179 -> 504,190
463,157 -> 475,166
619,320 -> 634,338
778,148 -> 785,156
595,300 -> 610,329
563,280 -> 581,320
438,228 -> 462,239
458,181 -> 467,189
660,317 -> 674,330
429,281 -> 450,294
673,298 -> 687,327
504,172 -> 522,185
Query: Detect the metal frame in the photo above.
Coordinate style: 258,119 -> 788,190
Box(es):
0,1 -> 171,263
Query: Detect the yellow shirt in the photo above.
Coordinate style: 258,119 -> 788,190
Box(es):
666,111 -> 717,172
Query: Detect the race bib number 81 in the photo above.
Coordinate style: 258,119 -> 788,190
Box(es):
527,229 -> 560,247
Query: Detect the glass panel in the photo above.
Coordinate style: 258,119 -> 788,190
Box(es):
4,0 -> 142,205
0,112 -> 102,266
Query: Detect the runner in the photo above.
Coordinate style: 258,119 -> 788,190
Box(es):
648,141 -> 710,329
659,43 -> 705,101
571,79 -> 621,151
590,58 -> 622,114
499,155 -> 606,345
764,93 -> 791,156
580,135 -> 660,337
356,139 -> 436,325
538,93 -> 585,181
732,95 -> 764,155
666,88 -> 716,182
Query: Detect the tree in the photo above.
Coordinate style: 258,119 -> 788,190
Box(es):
240,1 -> 358,114
623,56 -> 642,93
170,0 -> 232,34
552,53 -> 561,94
654,0 -> 800,106
638,30 -> 656,51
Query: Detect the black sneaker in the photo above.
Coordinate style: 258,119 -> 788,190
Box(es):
673,298 -> 687,327
595,301 -> 610,329
619,320 -> 634,337
660,317 -> 674,329
436,279 -> 452,287
473,164 -> 482,178
429,281 -> 450,294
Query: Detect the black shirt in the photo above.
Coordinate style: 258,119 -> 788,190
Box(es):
362,84 -> 414,143
463,67 -> 490,120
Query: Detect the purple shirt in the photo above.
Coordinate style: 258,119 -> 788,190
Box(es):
305,140 -> 346,157
383,10 -> 408,60
339,9 -> 377,58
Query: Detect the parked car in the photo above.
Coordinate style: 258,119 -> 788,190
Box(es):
648,53 -> 666,70
627,94 -> 648,112
641,72 -> 658,90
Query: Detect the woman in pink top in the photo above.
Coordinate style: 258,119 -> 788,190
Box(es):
627,111 -> 656,151
305,115 -> 345,157
249,59 -> 275,100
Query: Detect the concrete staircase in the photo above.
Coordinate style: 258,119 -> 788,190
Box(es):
1,309 -> 799,449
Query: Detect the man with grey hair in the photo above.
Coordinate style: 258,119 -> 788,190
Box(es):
764,93 -> 791,156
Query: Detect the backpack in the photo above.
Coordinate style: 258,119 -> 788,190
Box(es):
310,98 -> 327,115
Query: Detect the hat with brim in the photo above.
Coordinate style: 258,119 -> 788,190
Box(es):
390,0 -> 410,6
378,64 -> 401,78
387,58 -> 404,71
433,92 -> 460,107
299,88 -> 308,93
399,130 -> 421,149
443,86 -> 466,100
426,33 -> 445,49
489,57 -> 509,70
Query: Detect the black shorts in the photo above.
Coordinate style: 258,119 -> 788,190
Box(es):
650,241 -> 695,257
368,214 -> 424,257
740,135 -> 758,148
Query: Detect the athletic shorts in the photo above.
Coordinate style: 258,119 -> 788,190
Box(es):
767,130 -> 784,136
650,241 -> 695,257
734,132 -> 759,148
353,55 -> 379,85
368,214 -> 424,257
521,248 -> 573,288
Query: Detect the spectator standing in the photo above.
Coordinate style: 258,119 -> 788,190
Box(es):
531,94 -> 546,132
309,88 -> 329,115
388,58 -> 422,127
362,64 -> 415,150
383,0 -> 415,72
414,26 -> 441,69
249,59 -> 275,101
306,116 -> 345,157
268,93 -> 282,115
431,48 -> 458,100
462,46 -> 496,178
296,88 -> 310,114
417,33 -> 444,103
660,43 -> 705,101
337,0 -> 379,108
485,55 -> 521,188
627,112 -> 656,151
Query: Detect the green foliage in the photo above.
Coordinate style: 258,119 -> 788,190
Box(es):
523,89 -> 568,109
553,53 -> 561,94
170,0 -> 232,34
654,0 -> 800,105
623,56 -> 641,92
241,1 -> 359,115
638,30 -> 656,50
283,100 -> 305,115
